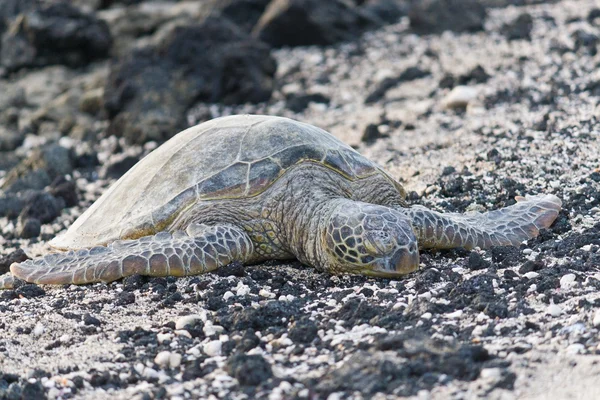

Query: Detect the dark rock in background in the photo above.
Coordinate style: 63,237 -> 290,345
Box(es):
219,0 -> 272,33
365,66 -> 430,104
226,353 -> 273,386
504,13 -> 534,40
409,0 -> 487,34
2,144 -> 73,193
253,0 -> 381,47
0,2 -> 112,72
104,16 -> 276,143
285,92 -> 330,112
18,191 -> 64,225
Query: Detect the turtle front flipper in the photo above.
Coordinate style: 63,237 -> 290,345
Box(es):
402,194 -> 562,250
10,223 -> 254,286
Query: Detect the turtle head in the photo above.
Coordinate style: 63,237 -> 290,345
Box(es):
322,201 -> 419,277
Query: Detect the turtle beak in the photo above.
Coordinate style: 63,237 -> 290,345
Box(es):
364,246 -> 420,278
389,246 -> 419,275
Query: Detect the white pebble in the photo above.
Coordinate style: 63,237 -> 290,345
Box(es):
443,86 -> 478,109
175,315 -> 202,330
592,309 -> 600,327
446,310 -> 463,319
174,330 -> 192,338
547,304 -> 562,317
169,353 -> 182,368
524,272 -> 539,279
203,340 -> 222,357
223,291 -> 234,300
143,367 -> 159,379
259,289 -> 276,298
559,274 -> 576,289
236,283 -> 251,296
33,322 -> 45,337
421,312 -> 432,320
480,368 -> 502,380
157,333 -> 172,344
203,322 -> 224,336
566,343 -> 585,355
154,351 -> 172,367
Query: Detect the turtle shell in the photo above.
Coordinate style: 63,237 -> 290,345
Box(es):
51,115 -> 401,249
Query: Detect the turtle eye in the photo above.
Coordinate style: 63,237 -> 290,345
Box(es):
363,231 -> 395,256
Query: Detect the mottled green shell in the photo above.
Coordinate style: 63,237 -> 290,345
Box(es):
51,115 -> 400,250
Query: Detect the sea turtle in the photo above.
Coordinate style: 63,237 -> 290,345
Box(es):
0,115 -> 561,289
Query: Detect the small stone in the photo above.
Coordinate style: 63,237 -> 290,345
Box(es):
226,353 -> 272,386
154,351 -> 172,367
79,88 -> 104,115
592,309 -> 600,327
547,304 -> 562,317
223,291 -> 234,300
446,310 -> 463,319
443,86 -> 478,109
33,322 -> 45,337
566,343 -> 585,355
175,315 -> 203,330
259,289 -> 275,298
16,218 -> 41,239
203,340 -> 222,357
157,333 -> 172,344
480,367 -> 502,380
524,272 -> 539,279
169,353 -> 182,368
559,274 -> 576,289
288,318 -> 318,344
83,313 -> 101,326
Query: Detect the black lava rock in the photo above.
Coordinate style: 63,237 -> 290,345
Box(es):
458,65 -> 490,85
409,0 -> 486,34
489,246 -> 521,267
2,144 -> 73,193
466,252 -> 491,271
48,177 -> 78,208
102,155 -> 140,180
215,261 -> 246,277
18,192 -> 64,225
104,16 -> 276,144
16,218 -> 41,239
226,353 -> 272,386
572,29 -> 599,55
0,2 -> 112,72
365,66 -> 430,103
504,13 -> 533,41
253,0 -> 380,47
361,124 -> 385,144
288,318 -> 318,344
83,313 -> 102,326
0,249 -> 29,275
220,0 -> 271,33
15,284 -> 45,298
286,92 -> 330,113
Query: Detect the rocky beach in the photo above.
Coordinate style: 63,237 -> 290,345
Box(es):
1,0 -> 600,399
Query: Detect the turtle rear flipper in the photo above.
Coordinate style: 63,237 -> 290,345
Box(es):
404,194 -> 562,250
10,224 -> 254,285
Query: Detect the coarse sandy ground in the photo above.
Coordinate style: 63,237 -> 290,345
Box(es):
1,1 -> 600,399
